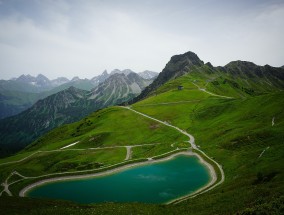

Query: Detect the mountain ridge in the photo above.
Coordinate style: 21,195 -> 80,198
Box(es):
0,70 -> 157,119
132,51 -> 284,103
132,51 -> 204,103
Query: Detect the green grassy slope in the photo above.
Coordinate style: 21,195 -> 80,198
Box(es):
131,75 -> 284,214
0,106 -> 186,196
0,64 -> 283,214
27,106 -> 185,151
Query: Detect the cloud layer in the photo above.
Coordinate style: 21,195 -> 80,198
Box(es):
0,0 -> 284,79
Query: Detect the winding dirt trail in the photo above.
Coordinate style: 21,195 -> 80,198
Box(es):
125,146 -> 132,160
122,106 -> 197,149
122,106 -> 225,203
0,143 -> 160,196
0,171 -> 26,196
0,180 -> 12,196
0,144 -> 159,167
192,82 -> 234,99
2,84 -> 228,202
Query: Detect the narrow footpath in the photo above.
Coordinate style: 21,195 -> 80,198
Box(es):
122,106 -> 225,203
192,82 -> 234,99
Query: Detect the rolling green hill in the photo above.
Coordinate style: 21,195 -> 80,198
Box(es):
0,51 -> 283,214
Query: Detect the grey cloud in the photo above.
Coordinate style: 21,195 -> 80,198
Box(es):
0,0 -> 283,80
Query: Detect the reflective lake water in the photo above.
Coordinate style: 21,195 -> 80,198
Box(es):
28,155 -> 210,203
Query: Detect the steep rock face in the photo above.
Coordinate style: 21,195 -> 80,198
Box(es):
132,51 -> 204,102
91,70 -> 109,86
138,70 -> 159,79
110,69 -> 134,76
88,72 -> 152,106
224,61 -> 284,88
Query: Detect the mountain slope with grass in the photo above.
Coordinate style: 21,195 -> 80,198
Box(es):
131,76 -> 284,214
0,73 -> 154,157
0,51 -> 283,214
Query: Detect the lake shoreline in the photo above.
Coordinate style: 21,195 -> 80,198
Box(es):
19,150 -> 217,203
165,152 -> 217,204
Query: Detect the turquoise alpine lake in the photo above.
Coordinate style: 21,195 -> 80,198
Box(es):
28,155 -> 211,204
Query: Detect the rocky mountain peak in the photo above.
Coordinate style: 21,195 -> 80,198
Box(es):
91,70 -> 110,86
131,51 -> 207,103
170,51 -> 204,67
16,74 -> 35,82
110,69 -> 121,75
36,74 -> 49,80
35,74 -> 50,86
225,60 -> 257,68
71,76 -> 80,82
205,62 -> 214,68
110,69 -> 134,76
102,70 -> 108,76
138,70 -> 158,79
122,69 -> 135,75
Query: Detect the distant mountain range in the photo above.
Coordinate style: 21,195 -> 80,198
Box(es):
13,74 -> 69,91
89,72 -> 153,106
0,70 -> 158,119
0,71 -> 156,157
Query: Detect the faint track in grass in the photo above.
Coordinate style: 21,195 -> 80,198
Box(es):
192,82 -> 234,99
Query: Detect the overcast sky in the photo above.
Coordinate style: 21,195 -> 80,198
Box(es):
0,0 -> 284,80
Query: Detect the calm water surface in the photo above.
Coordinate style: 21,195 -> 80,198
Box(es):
28,155 -> 210,203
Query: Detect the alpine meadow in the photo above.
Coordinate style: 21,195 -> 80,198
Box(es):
0,1 -> 284,215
